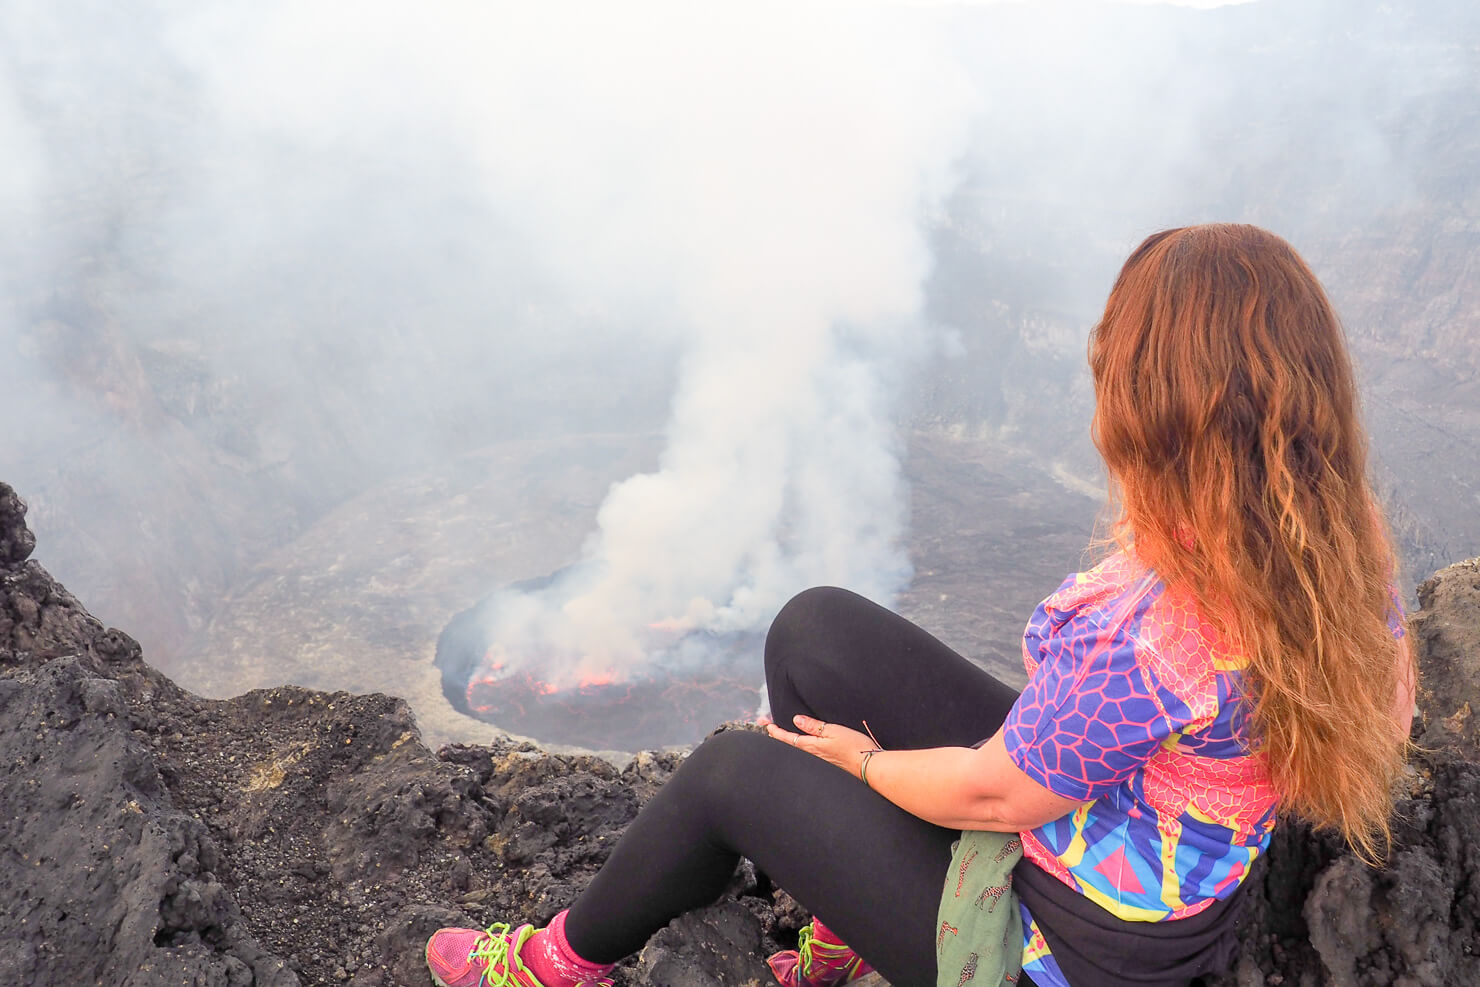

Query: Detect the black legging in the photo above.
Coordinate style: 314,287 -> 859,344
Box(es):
563,586 -> 1023,987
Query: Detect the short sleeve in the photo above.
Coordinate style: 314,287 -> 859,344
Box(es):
1003,609 -> 1178,803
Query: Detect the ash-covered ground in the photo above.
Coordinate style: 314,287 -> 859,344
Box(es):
4,479 -> 1480,987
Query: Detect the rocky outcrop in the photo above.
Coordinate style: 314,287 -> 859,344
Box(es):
0,483 -> 35,567
5,479 -> 1480,985
0,482 -> 801,985
0,481 -> 296,985
1412,559 -> 1480,761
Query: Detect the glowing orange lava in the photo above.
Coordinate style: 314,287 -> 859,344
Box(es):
446,631 -> 764,749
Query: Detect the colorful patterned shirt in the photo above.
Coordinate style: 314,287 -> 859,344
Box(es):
1004,551 -> 1279,927
1004,553 -> 1408,986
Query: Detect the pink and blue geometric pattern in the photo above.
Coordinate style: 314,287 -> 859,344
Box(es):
1002,551 -> 1279,924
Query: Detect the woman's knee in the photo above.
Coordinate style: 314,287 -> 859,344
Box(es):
683,726 -> 773,771
765,586 -> 860,679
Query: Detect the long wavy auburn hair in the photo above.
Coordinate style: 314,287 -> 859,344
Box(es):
1089,224 -> 1414,863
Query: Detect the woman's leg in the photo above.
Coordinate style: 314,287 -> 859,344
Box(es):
564,589 -> 1026,985
765,586 -> 1021,750
565,729 -> 956,987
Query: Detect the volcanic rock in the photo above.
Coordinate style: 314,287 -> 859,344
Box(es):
1,480 -> 787,985
1412,557 -> 1480,761
0,483 -> 295,986
5,479 -> 1480,985
635,901 -> 776,986
0,482 -> 35,567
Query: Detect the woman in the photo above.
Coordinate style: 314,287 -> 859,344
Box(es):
425,224 -> 1416,987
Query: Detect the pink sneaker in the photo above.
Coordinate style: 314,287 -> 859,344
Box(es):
425,922 -> 614,987
766,921 -> 874,987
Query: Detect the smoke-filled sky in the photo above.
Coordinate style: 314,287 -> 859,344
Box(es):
2,0 -> 1476,690
186,0 -> 980,681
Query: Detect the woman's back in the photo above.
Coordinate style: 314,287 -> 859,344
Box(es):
1010,550 -> 1278,922
1088,224 -> 1414,863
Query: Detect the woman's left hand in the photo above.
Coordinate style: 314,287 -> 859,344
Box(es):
765,714 -> 877,780
768,715 -> 1086,831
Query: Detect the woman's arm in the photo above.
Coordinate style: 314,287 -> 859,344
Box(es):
766,715 -> 1085,831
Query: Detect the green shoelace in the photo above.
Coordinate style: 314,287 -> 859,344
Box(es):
468,923 -> 538,987
466,923 -> 613,987
795,923 -> 868,982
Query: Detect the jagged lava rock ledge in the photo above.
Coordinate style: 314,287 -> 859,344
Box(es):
3,479 -> 1479,987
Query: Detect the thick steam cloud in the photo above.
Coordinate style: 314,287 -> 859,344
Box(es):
175,0 -> 974,685
443,3 -> 973,684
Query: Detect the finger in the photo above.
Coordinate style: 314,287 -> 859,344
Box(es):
766,723 -> 801,746
793,714 -> 825,736
767,724 -> 826,758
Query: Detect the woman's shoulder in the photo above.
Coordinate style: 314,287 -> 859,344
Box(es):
1039,549 -> 1151,617
1133,581 -> 1247,731
1039,550 -> 1244,700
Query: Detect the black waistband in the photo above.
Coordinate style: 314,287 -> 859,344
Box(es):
1013,857 -> 1247,987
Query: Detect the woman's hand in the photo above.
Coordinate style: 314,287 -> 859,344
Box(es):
767,715 -> 1086,831
765,714 -> 878,781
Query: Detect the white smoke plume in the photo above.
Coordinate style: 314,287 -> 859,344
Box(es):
166,0 -> 974,682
